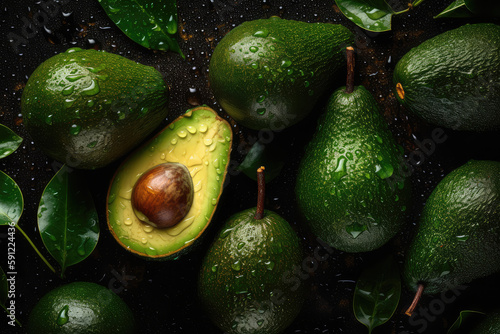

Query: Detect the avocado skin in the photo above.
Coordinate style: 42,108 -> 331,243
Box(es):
471,311 -> 500,334
199,208 -> 304,334
209,17 -> 354,130
22,48 -> 169,169
393,23 -> 500,132
295,86 -> 410,253
404,160 -> 500,295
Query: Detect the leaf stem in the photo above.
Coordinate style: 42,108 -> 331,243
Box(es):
411,0 -> 426,7
15,225 -> 56,274
254,167 -> 266,220
405,284 -> 425,316
345,46 -> 355,94
394,8 -> 410,15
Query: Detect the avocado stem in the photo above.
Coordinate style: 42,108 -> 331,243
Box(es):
345,46 -> 355,94
405,284 -> 425,316
254,166 -> 266,220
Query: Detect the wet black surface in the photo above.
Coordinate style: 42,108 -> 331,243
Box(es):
1,0 -> 499,333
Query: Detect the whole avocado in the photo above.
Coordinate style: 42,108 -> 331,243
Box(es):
209,17 -> 354,130
404,160 -> 500,296
22,47 -> 169,169
393,23 -> 500,131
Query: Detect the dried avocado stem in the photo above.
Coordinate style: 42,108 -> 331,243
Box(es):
405,284 -> 425,316
254,166 -> 266,220
345,46 -> 355,94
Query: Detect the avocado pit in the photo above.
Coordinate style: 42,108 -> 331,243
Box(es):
131,162 -> 194,229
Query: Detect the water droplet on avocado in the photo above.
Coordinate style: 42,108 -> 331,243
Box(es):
65,74 -> 84,82
170,138 -> 177,145
250,63 -> 258,69
70,124 -> 81,135
265,261 -> 275,271
199,124 -> 208,133
64,98 -> 76,108
62,85 -> 75,96
211,198 -> 217,205
211,264 -> 218,272
401,205 -> 407,212
375,134 -> 383,144
375,161 -> 394,179
108,192 -> 116,204
257,319 -> 264,327
332,156 -> 348,182
177,130 -> 187,138
87,100 -> 95,107
456,235 -> 469,242
96,74 -> 109,81
87,141 -> 97,148
56,305 -> 69,326
253,29 -> 269,37
249,46 -> 259,53
45,115 -> 53,125
204,138 -> 213,146
304,81 -> 310,87
66,47 -> 82,53
256,95 -> 266,103
232,260 -> 242,271
281,60 -> 292,68
81,80 -> 100,96
143,225 -> 154,233
220,227 -> 233,239
186,126 -> 197,134
237,242 -> 245,250
124,218 -> 133,226
256,108 -> 266,115
346,222 -> 368,239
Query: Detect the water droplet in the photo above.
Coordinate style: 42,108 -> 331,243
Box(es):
375,161 -> 394,179
332,156 -> 348,182
199,124 -> 208,133
108,192 -> 116,204
211,198 -> 217,205
45,231 -> 57,241
124,218 -> 133,226
64,98 -> 75,108
346,222 -> 368,239
45,115 -> 53,125
237,242 -> 245,250
253,29 -> 269,38
87,100 -> 95,107
220,228 -> 233,239
304,81 -> 310,87
77,238 -> 87,256
401,205 -> 407,212
249,46 -> 259,53
186,126 -> 197,134
70,124 -> 81,135
375,135 -> 383,144
257,319 -> 264,327
256,95 -> 266,103
256,108 -> 266,115
204,138 -> 213,146
366,8 -> 389,20
177,130 -> 187,138
232,260 -> 242,271
281,59 -> 292,68
62,85 -> 74,96
65,74 -> 84,82
251,63 -> 258,69
265,261 -> 275,271
87,141 -> 97,148
170,138 -> 177,145
56,305 -> 69,326
456,235 -> 469,242
143,225 -> 154,233
394,195 -> 399,202
81,80 -> 100,96
323,200 -> 329,207
211,264 -> 218,272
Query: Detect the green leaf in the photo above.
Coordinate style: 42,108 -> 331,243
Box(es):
38,165 -> 100,277
0,171 -> 23,226
98,0 -> 184,57
238,141 -> 286,183
335,0 -> 396,32
353,256 -> 401,333
448,310 -> 485,333
465,0 -> 500,16
0,124 -> 22,159
0,267 -> 7,306
435,0 -> 475,18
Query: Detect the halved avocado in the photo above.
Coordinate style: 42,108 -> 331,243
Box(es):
106,106 -> 233,259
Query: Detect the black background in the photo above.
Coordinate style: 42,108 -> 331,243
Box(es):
1,0 -> 499,333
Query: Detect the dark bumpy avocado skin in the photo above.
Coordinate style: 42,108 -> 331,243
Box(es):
199,209 -> 304,334
22,48 -> 169,169
295,86 -> 410,253
404,160 -> 500,295
393,23 -> 500,132
209,17 -> 354,130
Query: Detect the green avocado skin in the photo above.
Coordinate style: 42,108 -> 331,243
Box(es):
199,208 -> 304,334
209,17 -> 354,130
295,86 -> 410,253
393,23 -> 500,131
22,48 -> 169,169
471,311 -> 500,334
404,160 -> 500,295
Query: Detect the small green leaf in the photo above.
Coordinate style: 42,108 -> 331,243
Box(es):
448,310 -> 485,333
0,267 -> 7,306
38,165 -> 100,277
353,256 -> 401,333
0,124 -> 22,159
0,171 -> 23,226
435,0 -> 475,18
98,0 -> 184,57
335,0 -> 396,32
465,0 -> 500,16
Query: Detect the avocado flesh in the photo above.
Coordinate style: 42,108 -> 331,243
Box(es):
21,47 -> 169,169
199,208 -> 304,334
209,17 -> 354,130
295,86 -> 410,253
107,106 -> 232,259
393,23 -> 500,131
404,160 -> 500,295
